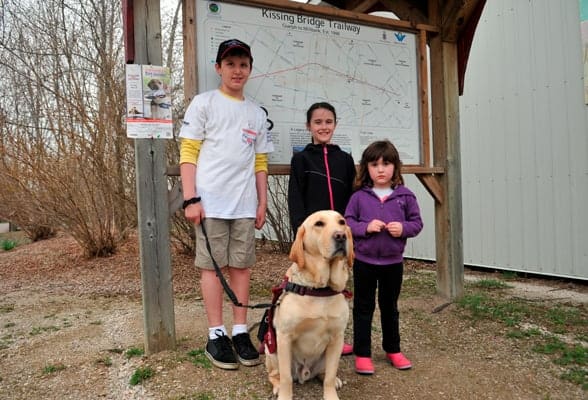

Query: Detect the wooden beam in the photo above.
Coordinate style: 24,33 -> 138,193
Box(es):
346,0 -> 379,14
416,173 -> 443,204
428,0 -> 464,300
132,0 -> 176,354
418,29 -> 431,167
457,0 -> 485,94
377,0 -> 428,25
228,0 -> 437,33
442,0 -> 483,42
182,0 -> 197,103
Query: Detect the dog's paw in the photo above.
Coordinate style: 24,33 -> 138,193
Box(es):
335,376 -> 343,389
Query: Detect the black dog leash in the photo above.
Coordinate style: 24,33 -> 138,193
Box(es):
200,221 -> 273,309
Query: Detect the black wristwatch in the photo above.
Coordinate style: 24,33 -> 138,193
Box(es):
182,196 -> 201,209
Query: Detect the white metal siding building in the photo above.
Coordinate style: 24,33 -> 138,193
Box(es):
405,0 -> 588,280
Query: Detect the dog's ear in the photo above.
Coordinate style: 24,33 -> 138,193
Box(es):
289,225 -> 305,268
345,225 -> 354,268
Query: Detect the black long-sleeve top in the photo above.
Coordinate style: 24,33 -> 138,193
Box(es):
288,143 -> 356,233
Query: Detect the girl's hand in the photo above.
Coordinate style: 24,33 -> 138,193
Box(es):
367,219 -> 386,233
386,221 -> 403,237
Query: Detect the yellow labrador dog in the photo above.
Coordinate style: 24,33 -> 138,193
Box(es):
265,210 -> 354,400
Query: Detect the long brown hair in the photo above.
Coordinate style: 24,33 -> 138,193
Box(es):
354,140 -> 403,190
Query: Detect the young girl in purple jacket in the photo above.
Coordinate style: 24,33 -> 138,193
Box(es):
344,139 -> 423,375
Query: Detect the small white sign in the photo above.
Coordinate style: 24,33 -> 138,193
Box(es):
125,64 -> 173,139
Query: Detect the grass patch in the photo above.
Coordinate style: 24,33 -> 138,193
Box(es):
506,327 -> 542,339
95,356 -> 112,367
1,239 -> 17,251
402,272 -> 437,297
29,326 -> 60,335
129,366 -> 154,386
560,367 -> 588,390
42,363 -> 66,374
0,304 -> 15,314
456,283 -> 588,390
187,349 -> 212,369
500,271 -> 519,280
471,278 -> 512,290
125,347 -> 145,359
457,293 -> 531,326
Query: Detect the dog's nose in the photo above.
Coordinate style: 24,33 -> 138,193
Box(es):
333,231 -> 346,243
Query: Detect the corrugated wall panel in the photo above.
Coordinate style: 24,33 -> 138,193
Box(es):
404,0 -> 588,280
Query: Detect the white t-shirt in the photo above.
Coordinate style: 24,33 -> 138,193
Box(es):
179,89 -> 274,218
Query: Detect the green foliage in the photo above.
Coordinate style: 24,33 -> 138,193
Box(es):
95,356 -> 112,367
1,239 -> 17,251
471,278 -> 512,290
500,271 -> 519,280
402,273 -> 437,297
506,327 -> 542,339
29,326 -> 60,335
560,367 -> 588,389
42,363 -> 66,374
187,349 -> 212,369
0,304 -> 14,314
129,366 -> 154,386
457,283 -> 588,391
125,347 -> 145,359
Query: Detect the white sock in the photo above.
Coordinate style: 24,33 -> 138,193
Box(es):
232,324 -> 248,337
209,325 -> 227,339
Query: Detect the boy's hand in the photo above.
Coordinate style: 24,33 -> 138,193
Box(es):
386,221 -> 403,237
185,203 -> 205,225
255,205 -> 266,230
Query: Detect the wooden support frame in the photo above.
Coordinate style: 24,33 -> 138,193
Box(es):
428,30 -> 464,299
131,0 -> 176,354
126,0 -> 480,355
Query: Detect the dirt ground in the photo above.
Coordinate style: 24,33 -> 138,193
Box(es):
0,232 -> 587,400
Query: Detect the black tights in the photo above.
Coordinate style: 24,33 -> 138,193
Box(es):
352,259 -> 403,357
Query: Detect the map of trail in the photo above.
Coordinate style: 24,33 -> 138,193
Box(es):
196,0 -> 421,165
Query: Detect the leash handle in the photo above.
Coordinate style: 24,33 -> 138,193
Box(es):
200,221 -> 272,309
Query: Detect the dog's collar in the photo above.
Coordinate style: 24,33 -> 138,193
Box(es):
281,277 -> 352,299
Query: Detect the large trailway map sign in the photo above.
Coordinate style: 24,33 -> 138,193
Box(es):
195,0 -> 422,166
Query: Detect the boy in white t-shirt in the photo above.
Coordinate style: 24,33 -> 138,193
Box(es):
179,39 -> 274,370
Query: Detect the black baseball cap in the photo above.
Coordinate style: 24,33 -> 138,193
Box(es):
215,39 -> 252,64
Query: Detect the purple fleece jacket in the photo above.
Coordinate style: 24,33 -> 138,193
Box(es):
344,185 -> 423,265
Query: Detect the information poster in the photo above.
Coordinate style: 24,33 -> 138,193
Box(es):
196,0 -> 422,165
125,64 -> 173,139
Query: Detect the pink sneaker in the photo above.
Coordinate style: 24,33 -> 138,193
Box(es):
355,356 -> 374,375
387,352 -> 412,370
341,343 -> 353,356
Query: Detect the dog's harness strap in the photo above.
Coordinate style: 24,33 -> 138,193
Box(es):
284,281 -> 347,297
281,276 -> 352,299
262,277 -> 352,354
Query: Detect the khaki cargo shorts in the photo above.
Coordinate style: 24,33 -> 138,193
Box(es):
194,218 -> 256,270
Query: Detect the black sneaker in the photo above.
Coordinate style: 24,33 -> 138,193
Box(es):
205,331 -> 238,370
232,332 -> 261,366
